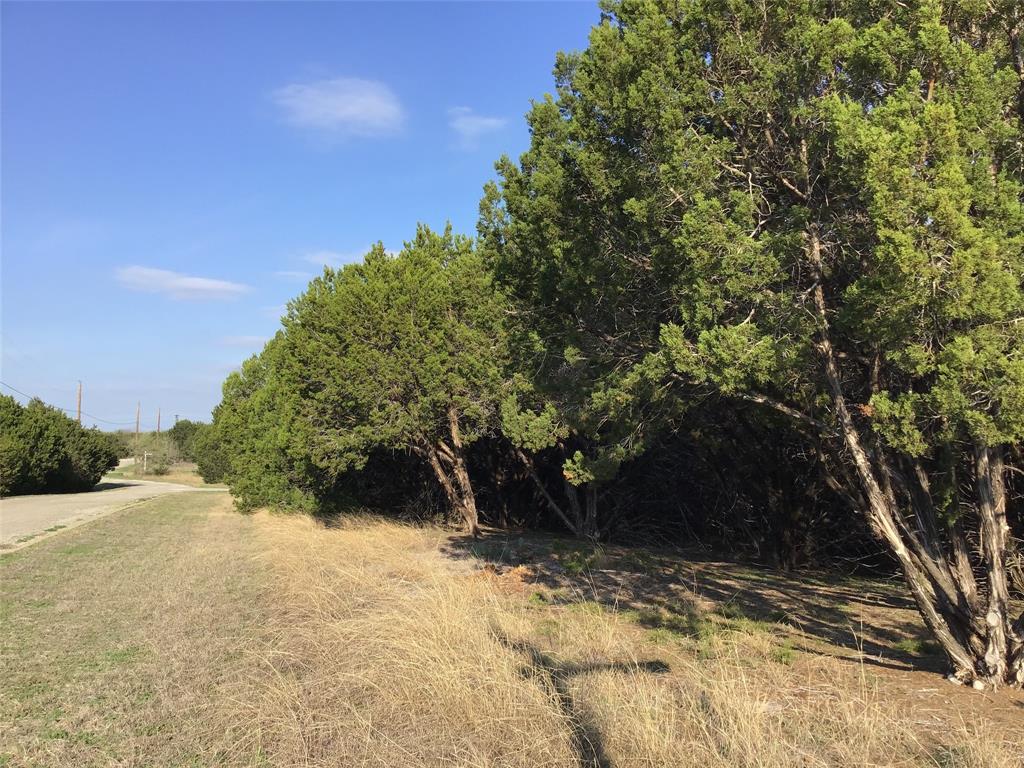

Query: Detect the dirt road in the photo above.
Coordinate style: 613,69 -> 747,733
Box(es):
0,479 -> 223,548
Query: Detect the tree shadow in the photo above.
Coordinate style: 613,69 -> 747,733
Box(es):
492,628 -> 668,768
91,481 -> 136,491
447,529 -> 948,676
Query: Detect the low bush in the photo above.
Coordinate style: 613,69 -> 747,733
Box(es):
0,395 -> 119,496
192,422 -> 230,484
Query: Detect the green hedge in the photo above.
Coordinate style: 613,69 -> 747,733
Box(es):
0,395 -> 120,496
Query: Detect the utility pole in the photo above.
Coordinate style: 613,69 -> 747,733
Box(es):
156,408 -> 161,434
174,414 -> 179,426
135,401 -> 141,456
76,381 -> 82,424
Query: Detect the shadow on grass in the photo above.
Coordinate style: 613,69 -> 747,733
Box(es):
493,628 -> 668,768
447,529 -> 948,676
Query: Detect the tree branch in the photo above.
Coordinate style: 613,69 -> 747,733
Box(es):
733,392 -> 827,431
513,447 -> 580,536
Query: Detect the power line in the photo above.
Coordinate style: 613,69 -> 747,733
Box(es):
0,380 -> 138,426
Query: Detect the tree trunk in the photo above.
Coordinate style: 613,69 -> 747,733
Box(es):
444,408 -> 480,537
975,445 -> 1023,685
583,485 -> 599,540
514,447 -> 582,536
804,225 -> 1006,684
565,479 -> 585,535
935,449 -> 982,614
423,445 -> 472,533
420,417 -> 480,538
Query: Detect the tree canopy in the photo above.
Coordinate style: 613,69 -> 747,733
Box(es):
480,0 -> 1024,686
210,226 -> 512,532
208,0 -> 1024,686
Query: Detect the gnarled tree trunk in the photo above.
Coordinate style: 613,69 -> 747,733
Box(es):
418,409 -> 480,537
807,226 -> 1022,687
975,445 -> 1024,685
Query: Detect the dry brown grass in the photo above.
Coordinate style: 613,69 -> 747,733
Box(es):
105,461 -> 225,488
223,514 -> 1024,768
222,515 -> 578,766
4,500 -> 1020,767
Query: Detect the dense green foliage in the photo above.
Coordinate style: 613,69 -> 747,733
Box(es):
482,0 -> 1024,467
210,0 -> 1023,684
105,430 -> 136,459
201,337 -> 318,507
167,419 -> 202,461
191,421 -> 230,485
0,395 -> 120,496
208,227 -> 511,531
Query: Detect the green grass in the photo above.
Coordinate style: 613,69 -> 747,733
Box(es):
567,599 -> 605,615
560,546 -> 608,575
0,491 -> 264,767
527,591 -> 549,606
771,638 -> 797,665
645,627 -> 680,644
624,605 -> 707,638
614,549 -> 660,574
714,601 -> 750,621
893,636 -> 942,657
57,541 -> 103,557
621,600 -> 798,666
103,645 -> 147,666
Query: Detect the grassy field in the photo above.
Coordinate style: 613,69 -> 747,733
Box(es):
104,461 -> 226,488
2,495 -> 1022,767
0,492 -> 262,767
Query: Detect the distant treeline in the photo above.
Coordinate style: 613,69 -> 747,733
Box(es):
0,400 -> 222,495
105,419 -> 223,478
200,1 -> 1024,686
167,418 -> 224,479
0,395 -> 120,496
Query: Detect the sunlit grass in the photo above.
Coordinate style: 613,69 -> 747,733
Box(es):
3,502 -> 1020,768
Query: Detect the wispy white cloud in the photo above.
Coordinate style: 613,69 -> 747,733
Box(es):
272,77 -> 404,137
274,269 -> 313,282
115,266 -> 250,301
448,106 -> 506,149
219,335 -> 268,348
303,249 -> 366,268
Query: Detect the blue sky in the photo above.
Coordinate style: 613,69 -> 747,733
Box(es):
1,1 -> 596,429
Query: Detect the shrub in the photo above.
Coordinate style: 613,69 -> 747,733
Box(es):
192,422 -> 229,484
0,395 -> 119,496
